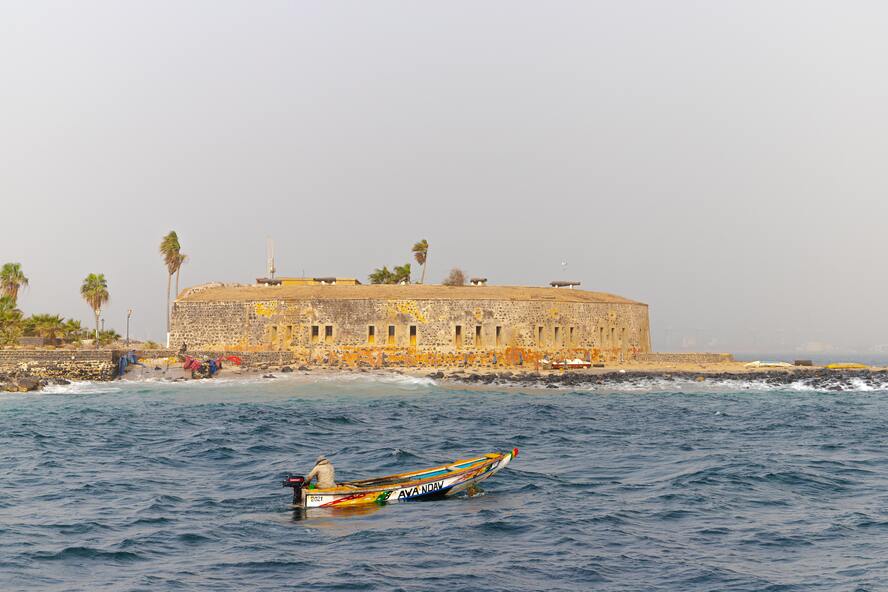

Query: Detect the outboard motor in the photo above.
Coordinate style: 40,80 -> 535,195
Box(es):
282,474 -> 305,504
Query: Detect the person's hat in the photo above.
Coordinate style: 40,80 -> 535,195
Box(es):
316,454 -> 327,463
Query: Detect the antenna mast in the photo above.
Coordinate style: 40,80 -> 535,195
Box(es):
267,238 -> 276,280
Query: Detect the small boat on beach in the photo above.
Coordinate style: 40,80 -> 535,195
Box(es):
825,363 -> 869,370
551,358 -> 592,370
283,449 -> 518,509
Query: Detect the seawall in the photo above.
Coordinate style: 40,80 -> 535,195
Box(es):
0,350 -> 118,381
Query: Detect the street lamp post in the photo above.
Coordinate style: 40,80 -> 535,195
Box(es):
126,309 -> 133,346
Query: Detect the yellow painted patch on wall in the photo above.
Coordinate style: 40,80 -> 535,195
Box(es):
254,302 -> 279,318
392,301 -> 427,323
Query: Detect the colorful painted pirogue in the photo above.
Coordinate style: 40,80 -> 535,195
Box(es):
283,449 -> 518,509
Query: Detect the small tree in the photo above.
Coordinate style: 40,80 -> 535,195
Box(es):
442,268 -> 466,286
412,239 -> 429,284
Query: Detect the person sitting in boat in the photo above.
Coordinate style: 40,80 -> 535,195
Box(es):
305,454 -> 336,489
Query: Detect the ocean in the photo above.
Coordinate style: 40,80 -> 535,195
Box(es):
1,373 -> 887,591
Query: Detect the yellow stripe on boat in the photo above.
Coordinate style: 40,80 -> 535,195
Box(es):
297,449 -> 518,509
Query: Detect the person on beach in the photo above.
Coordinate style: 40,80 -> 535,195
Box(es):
305,455 -> 336,489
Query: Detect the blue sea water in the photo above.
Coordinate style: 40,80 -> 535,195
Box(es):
2,373 -> 888,591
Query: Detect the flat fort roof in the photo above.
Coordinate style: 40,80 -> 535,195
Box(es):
178,283 -> 645,305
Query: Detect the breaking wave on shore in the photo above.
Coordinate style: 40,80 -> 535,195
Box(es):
447,370 -> 888,394
36,371 -> 437,396
31,369 -> 888,398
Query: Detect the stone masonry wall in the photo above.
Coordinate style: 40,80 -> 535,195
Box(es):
170,297 -> 651,367
0,350 -> 117,380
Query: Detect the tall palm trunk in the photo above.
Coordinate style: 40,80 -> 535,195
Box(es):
94,309 -> 100,348
420,255 -> 427,284
175,267 -> 181,299
166,274 -> 172,334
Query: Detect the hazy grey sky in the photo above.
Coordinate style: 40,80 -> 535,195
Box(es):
2,1 -> 887,354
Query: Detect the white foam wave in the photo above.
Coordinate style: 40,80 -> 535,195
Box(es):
115,370 -> 439,391
518,376 -> 888,394
308,372 -> 437,387
40,381 -> 124,395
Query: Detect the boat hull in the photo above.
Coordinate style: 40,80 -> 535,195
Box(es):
299,450 -> 516,509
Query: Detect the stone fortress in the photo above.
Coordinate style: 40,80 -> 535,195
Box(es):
169,278 -> 652,368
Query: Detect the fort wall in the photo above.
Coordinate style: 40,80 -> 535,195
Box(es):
169,285 -> 651,368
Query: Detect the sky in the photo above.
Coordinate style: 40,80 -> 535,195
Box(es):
1,1 -> 887,355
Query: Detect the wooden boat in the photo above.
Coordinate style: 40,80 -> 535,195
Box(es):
551,359 -> 592,369
283,449 -> 518,509
825,363 -> 869,370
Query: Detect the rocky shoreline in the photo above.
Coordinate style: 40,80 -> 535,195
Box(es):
436,368 -> 888,391
3,349 -> 888,393
0,372 -> 72,392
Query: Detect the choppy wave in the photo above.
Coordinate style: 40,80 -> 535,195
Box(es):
2,378 -> 888,590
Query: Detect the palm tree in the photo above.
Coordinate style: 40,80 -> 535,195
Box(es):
412,240 -> 429,284
0,295 -> 23,345
369,264 -> 412,284
62,318 -> 85,343
97,329 -> 121,347
392,263 -> 411,284
369,266 -> 393,284
0,262 -> 29,304
80,273 -> 109,344
159,231 -> 181,334
28,314 -> 65,342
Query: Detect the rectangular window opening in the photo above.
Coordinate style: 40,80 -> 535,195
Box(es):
495,326 -> 502,347
554,326 -> 561,346
285,324 -> 293,344
367,325 -> 376,344
537,326 -> 544,346
455,325 -> 462,349
387,325 -> 395,345
311,325 -> 319,344
324,325 -> 333,344
270,325 -> 278,344
569,326 -> 574,345
475,325 -> 482,347
409,325 -> 417,347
